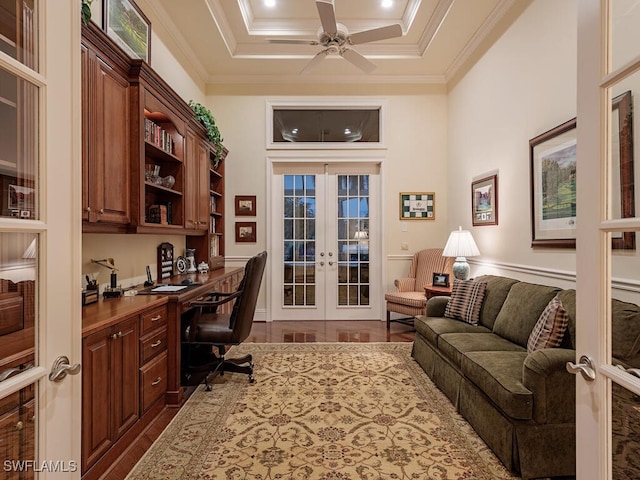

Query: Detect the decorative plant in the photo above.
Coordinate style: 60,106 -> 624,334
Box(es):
188,101 -> 225,158
81,0 -> 93,25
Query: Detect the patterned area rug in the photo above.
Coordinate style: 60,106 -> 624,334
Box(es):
126,343 -> 517,479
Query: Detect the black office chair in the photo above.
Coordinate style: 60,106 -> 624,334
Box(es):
182,251 -> 267,390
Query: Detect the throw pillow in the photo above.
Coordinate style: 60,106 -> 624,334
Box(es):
527,296 -> 569,353
444,279 -> 487,325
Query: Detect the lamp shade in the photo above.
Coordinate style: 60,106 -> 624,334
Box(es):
442,226 -> 480,258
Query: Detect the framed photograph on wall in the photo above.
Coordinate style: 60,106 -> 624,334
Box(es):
471,174 -> 498,226
235,222 -> 256,243
235,195 -> 256,216
530,90 -> 635,249
399,192 -> 435,220
104,0 -> 151,63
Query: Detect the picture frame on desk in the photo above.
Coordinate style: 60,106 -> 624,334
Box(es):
104,0 -> 151,63
432,272 -> 450,288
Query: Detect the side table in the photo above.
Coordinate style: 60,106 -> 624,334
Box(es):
423,283 -> 453,300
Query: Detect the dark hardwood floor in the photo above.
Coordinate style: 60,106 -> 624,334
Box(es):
99,320 -> 415,480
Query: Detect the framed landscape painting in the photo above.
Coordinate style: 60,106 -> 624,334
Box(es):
530,118 -> 577,247
104,0 -> 151,63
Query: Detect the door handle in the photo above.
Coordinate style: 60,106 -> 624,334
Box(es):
48,356 -> 81,383
566,355 -> 596,382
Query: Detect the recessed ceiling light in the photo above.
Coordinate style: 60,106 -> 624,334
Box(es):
264,0 -> 276,7
381,0 -> 393,8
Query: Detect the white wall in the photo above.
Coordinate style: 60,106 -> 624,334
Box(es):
207,90 -> 451,295
447,0 -> 578,287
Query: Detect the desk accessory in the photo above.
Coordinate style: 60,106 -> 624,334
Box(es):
157,242 -> 174,280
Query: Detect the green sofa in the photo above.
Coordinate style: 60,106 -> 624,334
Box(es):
411,274 -> 640,479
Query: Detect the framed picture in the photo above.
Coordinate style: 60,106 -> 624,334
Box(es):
472,174 -> 498,226
235,222 -> 256,243
432,272 -> 450,288
530,118 -> 577,247
235,195 -> 256,216
399,192 -> 435,220
530,90 -> 635,248
104,0 -> 151,63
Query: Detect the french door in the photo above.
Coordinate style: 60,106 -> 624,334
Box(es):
270,162 -> 381,321
575,1 -> 640,478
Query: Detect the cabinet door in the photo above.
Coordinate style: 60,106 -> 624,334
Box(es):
93,55 -> 130,224
82,45 -> 130,226
185,129 -> 209,231
111,316 -> 139,439
82,330 -> 112,471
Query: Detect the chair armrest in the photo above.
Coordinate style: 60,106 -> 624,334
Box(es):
426,297 -> 449,317
394,277 -> 416,292
523,348 -> 576,424
190,290 -> 242,309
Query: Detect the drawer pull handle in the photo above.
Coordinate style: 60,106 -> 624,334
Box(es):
151,315 -> 162,322
151,377 -> 162,386
111,331 -> 123,340
151,340 -> 162,348
15,421 -> 23,431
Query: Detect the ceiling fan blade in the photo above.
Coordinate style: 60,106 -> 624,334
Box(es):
348,23 -> 403,45
300,49 -> 330,74
340,48 -> 376,74
268,39 -> 319,45
316,0 -> 338,35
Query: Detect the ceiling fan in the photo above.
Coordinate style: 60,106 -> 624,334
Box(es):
268,0 -> 403,74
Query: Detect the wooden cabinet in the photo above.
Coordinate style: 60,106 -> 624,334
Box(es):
81,23 -> 131,230
184,124 -> 210,232
187,145 -> 226,269
82,301 -> 169,479
82,316 -> 139,472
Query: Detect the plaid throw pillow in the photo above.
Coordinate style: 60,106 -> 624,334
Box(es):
444,279 -> 487,325
527,296 -> 569,353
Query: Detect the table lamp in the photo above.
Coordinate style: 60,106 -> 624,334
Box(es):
442,226 -> 480,280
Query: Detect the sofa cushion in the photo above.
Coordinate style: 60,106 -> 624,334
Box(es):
527,296 -> 569,353
461,351 -> 533,420
415,316 -> 491,347
612,298 -> 640,361
493,282 -> 561,348
438,332 -> 526,368
556,289 -> 576,349
474,275 -> 520,330
444,279 -> 487,325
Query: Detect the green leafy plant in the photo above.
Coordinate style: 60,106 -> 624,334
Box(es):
81,0 -> 93,25
188,101 -> 225,158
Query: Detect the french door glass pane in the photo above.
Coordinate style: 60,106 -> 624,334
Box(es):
283,175 -> 316,306
611,0 -> 640,73
0,69 -> 38,220
611,381 -> 640,479
0,232 -> 37,471
337,175 -> 369,306
0,0 -> 38,71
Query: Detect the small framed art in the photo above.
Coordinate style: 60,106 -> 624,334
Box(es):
399,192 -> 435,220
472,174 -> 498,226
235,222 -> 256,243
235,195 -> 256,216
432,272 -> 450,288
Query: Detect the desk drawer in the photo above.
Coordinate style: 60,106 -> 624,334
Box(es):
140,327 -> 167,364
140,351 -> 167,413
140,305 -> 167,335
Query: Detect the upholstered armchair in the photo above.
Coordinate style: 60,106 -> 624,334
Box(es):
385,248 -> 453,328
